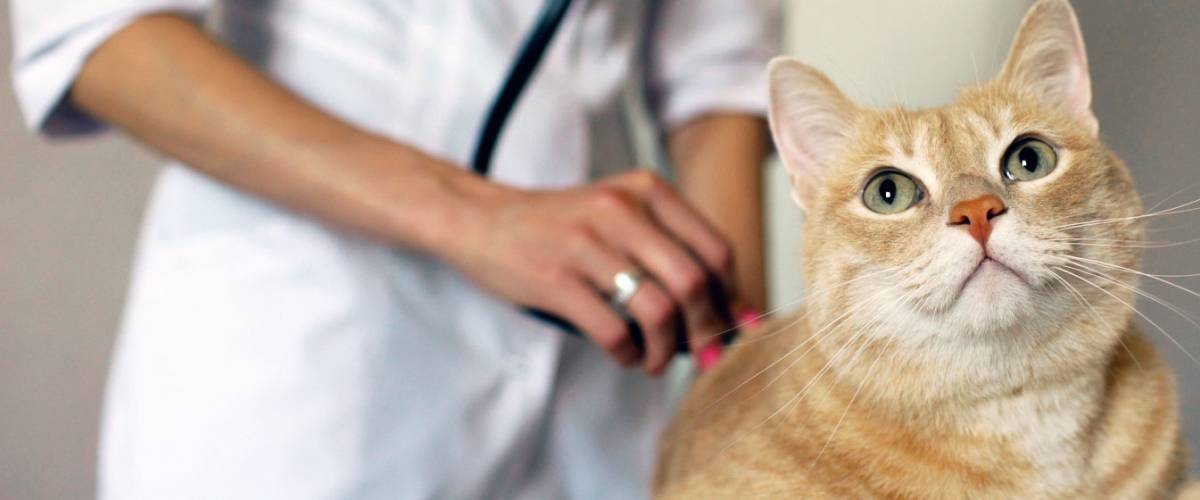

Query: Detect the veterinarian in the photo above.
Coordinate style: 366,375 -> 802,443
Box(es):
11,1 -> 777,498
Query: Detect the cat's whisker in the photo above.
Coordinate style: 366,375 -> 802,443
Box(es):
1048,271 -> 1143,371
714,290 -> 909,455
1047,208 -> 1103,226
1050,236 -> 1197,244
704,291 -> 813,341
1049,236 -> 1167,243
1054,196 -> 1200,231
718,290 -> 915,456
719,285 -> 908,409
769,306 -> 900,422
1137,224 -> 1200,240
718,322 -> 876,456
698,284 -> 898,415
716,267 -> 903,349
1047,185 -> 1199,228
1143,183 -> 1200,213
698,286 -> 889,412
1062,254 -> 1200,291
1062,241 -> 1199,250
1047,235 -> 1200,250
1061,263 -> 1200,341
811,334 -> 897,468
1055,267 -> 1200,368
969,47 -> 982,87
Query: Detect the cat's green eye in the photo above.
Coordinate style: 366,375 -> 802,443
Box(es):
1002,137 -> 1058,182
862,170 -> 922,214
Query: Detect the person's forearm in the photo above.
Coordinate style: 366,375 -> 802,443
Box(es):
70,14 -> 501,255
668,113 -> 770,311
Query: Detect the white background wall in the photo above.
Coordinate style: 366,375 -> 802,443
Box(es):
2,2 -> 1198,498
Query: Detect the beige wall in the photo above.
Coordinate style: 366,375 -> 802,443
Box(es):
1,2 -> 1197,499
0,7 -> 160,499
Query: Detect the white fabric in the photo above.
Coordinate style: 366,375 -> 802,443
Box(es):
10,1 -> 779,498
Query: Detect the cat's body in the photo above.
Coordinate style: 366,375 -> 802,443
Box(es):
654,1 -> 1195,497
655,318 -> 1186,498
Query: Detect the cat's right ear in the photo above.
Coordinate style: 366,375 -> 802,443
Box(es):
768,57 -> 859,211
998,0 -> 1097,135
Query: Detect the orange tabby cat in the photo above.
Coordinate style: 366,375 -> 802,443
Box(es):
654,1 -> 1197,498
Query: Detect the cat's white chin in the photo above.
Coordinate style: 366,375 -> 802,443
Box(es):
946,257 -> 1037,332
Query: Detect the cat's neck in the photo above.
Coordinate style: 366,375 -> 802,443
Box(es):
809,317 -> 1118,494
957,370 -> 1107,492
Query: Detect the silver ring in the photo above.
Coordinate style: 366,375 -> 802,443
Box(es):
610,269 -> 644,307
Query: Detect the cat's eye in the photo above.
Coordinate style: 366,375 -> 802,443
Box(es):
862,170 -> 922,214
1001,137 -> 1058,182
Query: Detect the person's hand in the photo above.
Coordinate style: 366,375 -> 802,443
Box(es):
444,170 -> 736,376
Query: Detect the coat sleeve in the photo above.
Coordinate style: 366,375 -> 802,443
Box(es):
646,0 -> 781,130
9,0 -> 211,137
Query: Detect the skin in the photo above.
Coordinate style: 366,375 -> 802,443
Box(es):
69,14 -> 768,376
655,1 -> 1195,497
671,114 -> 770,312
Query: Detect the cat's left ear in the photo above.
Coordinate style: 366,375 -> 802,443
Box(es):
999,0 -> 1098,135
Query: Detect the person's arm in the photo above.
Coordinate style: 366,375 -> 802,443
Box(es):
668,113 -> 770,312
71,14 -> 733,375
645,0 -> 780,313
71,14 -> 486,253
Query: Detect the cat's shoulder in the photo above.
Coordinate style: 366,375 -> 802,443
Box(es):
652,310 -> 814,496
1089,327 -> 1187,496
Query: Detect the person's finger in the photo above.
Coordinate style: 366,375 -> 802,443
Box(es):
565,227 -> 680,375
625,282 -> 683,375
542,272 -> 640,367
611,171 -> 737,299
586,189 -> 723,352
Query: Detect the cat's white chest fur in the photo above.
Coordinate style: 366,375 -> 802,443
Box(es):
966,376 -> 1105,495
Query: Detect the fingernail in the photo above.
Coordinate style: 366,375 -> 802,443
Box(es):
697,344 -> 723,372
737,307 -> 765,328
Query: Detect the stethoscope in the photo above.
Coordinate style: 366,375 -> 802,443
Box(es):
470,0 -> 737,354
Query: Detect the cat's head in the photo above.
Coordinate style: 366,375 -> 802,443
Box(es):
769,0 -> 1141,375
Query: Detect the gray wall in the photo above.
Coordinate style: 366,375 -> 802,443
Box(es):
1075,0 -> 1200,470
1,2 -> 1197,499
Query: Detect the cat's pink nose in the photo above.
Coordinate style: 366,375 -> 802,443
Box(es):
948,194 -> 1007,247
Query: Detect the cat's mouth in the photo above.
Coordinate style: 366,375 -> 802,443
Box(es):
967,256 -> 1029,287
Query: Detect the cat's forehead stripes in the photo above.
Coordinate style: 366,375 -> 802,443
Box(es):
858,105 -> 1017,199
963,109 -> 1000,141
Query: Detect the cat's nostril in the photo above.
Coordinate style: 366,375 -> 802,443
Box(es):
947,194 -> 1007,246
948,195 -> 1007,225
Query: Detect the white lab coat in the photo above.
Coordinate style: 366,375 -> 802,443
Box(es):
10,1 -> 778,498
